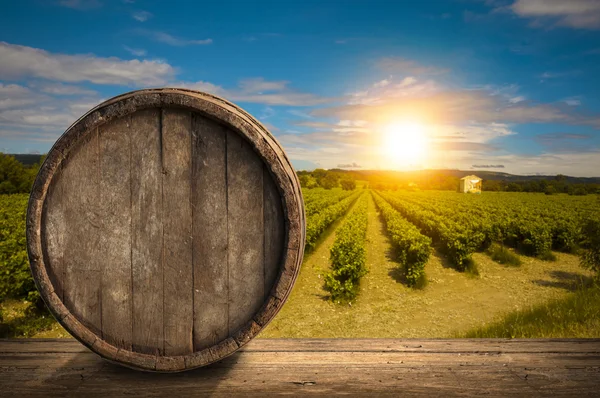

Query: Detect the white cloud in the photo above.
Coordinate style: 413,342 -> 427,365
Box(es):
509,96 -> 526,103
238,78 -> 288,93
563,96 -> 582,106
348,76 -> 440,105
510,0 -> 600,29
287,109 -> 313,119
0,85 -> 102,130
259,106 -> 275,120
31,82 -> 97,96
373,79 -> 390,88
132,10 -> 152,22
377,57 -> 449,75
123,45 -> 147,57
0,41 -> 175,86
174,78 -> 334,106
138,30 -> 213,46
0,84 -> 45,110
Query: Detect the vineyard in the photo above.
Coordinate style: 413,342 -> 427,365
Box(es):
1,187 -> 600,338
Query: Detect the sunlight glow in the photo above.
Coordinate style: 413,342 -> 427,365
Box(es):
382,122 -> 429,167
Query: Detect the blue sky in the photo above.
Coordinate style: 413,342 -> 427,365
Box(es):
1,0 -> 599,176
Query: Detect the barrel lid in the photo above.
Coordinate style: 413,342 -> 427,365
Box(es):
26,89 -> 305,372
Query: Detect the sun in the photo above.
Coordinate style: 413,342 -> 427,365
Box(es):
382,122 -> 428,167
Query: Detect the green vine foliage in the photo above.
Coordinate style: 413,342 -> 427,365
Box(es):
325,194 -> 368,301
305,191 -> 361,251
373,192 -> 431,286
580,217 -> 600,279
0,194 -> 36,301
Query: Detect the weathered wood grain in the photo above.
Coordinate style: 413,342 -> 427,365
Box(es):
61,129 -> 102,336
227,131 -> 264,335
130,109 -> 163,355
2,339 -> 600,397
161,108 -> 193,356
191,115 -> 229,351
98,115 -> 133,350
41,165 -> 65,302
3,338 -> 600,354
28,89 -> 305,371
263,167 -> 284,299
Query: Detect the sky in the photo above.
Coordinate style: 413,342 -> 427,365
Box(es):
1,0 -> 600,176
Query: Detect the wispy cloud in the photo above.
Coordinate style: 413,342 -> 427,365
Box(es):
337,162 -> 362,168
472,164 -> 505,168
377,57 -> 448,75
562,96 -> 582,106
315,82 -> 600,129
30,82 -> 97,96
534,132 -> 596,153
132,10 -> 152,22
288,109 -> 314,119
174,77 -> 335,106
0,83 -> 103,133
123,45 -> 147,56
137,30 -> 213,46
509,0 -> 600,30
0,41 -> 175,86
0,84 -> 45,111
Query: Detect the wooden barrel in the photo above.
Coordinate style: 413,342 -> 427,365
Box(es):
26,89 -> 305,372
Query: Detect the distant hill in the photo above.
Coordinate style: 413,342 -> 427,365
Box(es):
330,168 -> 600,184
9,154 -> 44,166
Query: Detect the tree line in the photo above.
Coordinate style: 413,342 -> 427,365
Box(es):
0,153 -> 46,194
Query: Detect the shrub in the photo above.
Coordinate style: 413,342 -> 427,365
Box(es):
580,218 -> 600,279
340,178 -> 356,191
488,244 -> 522,266
0,194 -> 36,301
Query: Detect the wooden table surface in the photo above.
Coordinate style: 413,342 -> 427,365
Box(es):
1,338 -> 600,397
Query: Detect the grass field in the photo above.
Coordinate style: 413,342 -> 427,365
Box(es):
261,193 -> 597,338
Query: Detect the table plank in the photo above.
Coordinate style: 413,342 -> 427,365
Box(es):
1,339 -> 599,397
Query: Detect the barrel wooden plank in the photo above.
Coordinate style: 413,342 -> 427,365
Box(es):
98,116 -> 133,350
62,129 -> 102,336
191,115 -> 229,351
28,89 -> 306,372
227,131 -> 264,335
41,165 -> 65,302
263,167 -> 284,299
130,109 -> 163,355
161,108 -> 193,356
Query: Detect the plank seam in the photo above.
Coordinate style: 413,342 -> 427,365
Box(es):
190,112 -> 195,353
129,114 -> 134,352
97,126 -> 103,340
160,107 -> 165,356
225,126 -> 230,338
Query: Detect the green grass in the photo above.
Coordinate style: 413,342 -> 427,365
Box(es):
538,250 -> 558,262
462,283 -> 600,338
463,258 -> 480,277
488,244 -> 522,267
0,299 -> 60,338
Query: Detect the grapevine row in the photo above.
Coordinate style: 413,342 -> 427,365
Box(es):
378,191 -> 483,269
324,193 -> 368,300
305,191 -> 362,250
372,192 -> 431,286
